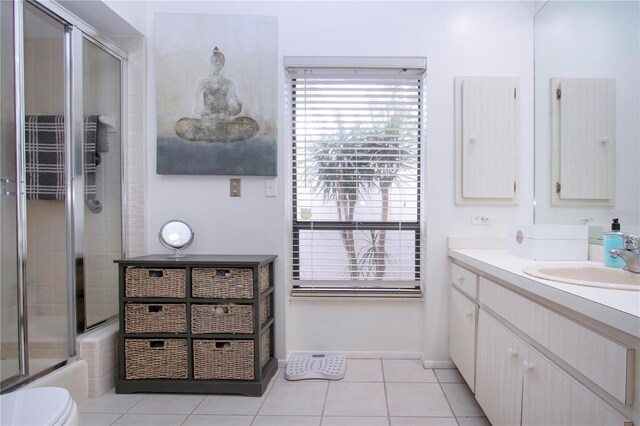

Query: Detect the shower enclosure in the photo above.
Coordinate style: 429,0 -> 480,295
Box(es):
1,0 -> 125,389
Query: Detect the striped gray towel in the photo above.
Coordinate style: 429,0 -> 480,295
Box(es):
25,115 -> 98,202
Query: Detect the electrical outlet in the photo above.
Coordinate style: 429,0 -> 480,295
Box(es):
230,178 -> 241,197
471,213 -> 489,225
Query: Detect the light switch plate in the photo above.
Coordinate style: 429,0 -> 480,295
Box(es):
230,178 -> 241,197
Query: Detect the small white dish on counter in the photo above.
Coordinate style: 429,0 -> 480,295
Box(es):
523,262 -> 640,291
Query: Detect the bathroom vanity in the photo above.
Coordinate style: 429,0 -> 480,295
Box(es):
115,255 -> 277,396
449,249 -> 639,425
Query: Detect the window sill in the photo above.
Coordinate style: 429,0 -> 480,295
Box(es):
290,287 -> 422,299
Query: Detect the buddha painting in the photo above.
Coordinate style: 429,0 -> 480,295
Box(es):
155,13 -> 276,176
175,47 -> 259,143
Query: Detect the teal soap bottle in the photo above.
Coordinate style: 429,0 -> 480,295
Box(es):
603,218 -> 625,268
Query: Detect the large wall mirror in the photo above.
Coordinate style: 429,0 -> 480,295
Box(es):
534,1 -> 639,240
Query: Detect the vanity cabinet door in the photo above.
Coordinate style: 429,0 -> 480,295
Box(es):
522,347 -> 631,426
475,309 -> 524,426
449,286 -> 477,391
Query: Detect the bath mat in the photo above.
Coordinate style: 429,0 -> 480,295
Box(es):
284,353 -> 346,381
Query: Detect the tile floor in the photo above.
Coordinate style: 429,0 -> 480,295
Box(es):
79,359 -> 490,426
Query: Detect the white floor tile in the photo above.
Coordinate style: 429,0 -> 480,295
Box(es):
456,417 -> 491,426
343,359 -> 384,382
322,416 -> 389,425
182,414 -> 253,425
127,394 -> 205,415
441,383 -> 485,417
386,383 -> 453,417
191,394 -> 264,415
382,360 -> 438,383
433,369 -> 465,384
110,413 -> 187,425
78,413 -> 122,426
258,381 -> 328,416
252,415 -> 321,425
390,417 -> 458,426
79,392 -> 146,414
324,382 -> 388,417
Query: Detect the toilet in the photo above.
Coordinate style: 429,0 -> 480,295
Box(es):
1,387 -> 79,426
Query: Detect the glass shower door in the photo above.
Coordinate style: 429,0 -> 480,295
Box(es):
23,2 -> 69,376
0,0 -> 22,383
81,38 -> 123,329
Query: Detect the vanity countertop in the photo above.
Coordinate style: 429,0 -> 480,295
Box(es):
448,249 -> 640,338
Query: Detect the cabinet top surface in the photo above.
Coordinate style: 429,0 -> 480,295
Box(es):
448,249 -> 640,339
115,254 -> 277,266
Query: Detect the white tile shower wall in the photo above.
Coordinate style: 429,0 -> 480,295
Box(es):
25,201 -> 67,317
78,321 -> 118,398
117,35 -> 148,258
24,37 -> 67,321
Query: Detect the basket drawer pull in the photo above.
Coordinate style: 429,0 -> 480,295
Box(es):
216,269 -> 231,278
148,270 -> 164,278
148,305 -> 163,313
214,306 -> 230,315
215,341 -> 231,350
149,340 -> 165,349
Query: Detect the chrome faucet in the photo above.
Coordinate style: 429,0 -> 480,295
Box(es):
609,232 -> 640,274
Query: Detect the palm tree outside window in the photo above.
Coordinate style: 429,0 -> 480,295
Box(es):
286,58 -> 425,296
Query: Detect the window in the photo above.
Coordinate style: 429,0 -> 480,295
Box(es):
286,57 -> 426,296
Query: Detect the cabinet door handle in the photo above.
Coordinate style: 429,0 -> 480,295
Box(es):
465,311 -> 473,318
457,275 -> 464,284
523,361 -> 535,373
508,348 -> 518,358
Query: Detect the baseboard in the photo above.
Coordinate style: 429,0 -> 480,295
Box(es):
420,354 -> 455,369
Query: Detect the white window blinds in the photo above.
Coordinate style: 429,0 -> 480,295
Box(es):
286,57 -> 425,296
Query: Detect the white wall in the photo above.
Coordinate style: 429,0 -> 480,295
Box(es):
104,0 -> 534,363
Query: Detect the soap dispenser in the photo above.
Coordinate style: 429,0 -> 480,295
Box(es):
603,218 -> 626,268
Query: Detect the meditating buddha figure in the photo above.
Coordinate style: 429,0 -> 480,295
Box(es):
175,47 -> 259,142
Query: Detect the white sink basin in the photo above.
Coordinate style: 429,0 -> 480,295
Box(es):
523,263 -> 640,291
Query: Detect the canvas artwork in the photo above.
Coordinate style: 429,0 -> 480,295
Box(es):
155,13 -> 277,175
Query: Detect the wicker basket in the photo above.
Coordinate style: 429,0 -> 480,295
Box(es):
192,268 -> 253,299
259,298 -> 270,325
259,264 -> 271,292
125,267 -> 186,298
191,304 -> 254,334
193,340 -> 254,380
124,339 -> 187,379
260,327 -> 271,368
125,304 -> 187,334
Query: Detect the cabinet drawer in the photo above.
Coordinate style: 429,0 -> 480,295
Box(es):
125,303 -> 187,333
451,263 -> 478,299
191,304 -> 254,334
124,339 -> 187,380
192,268 -> 254,299
193,339 -> 255,380
480,277 -> 634,405
449,286 -> 477,391
125,267 -> 186,298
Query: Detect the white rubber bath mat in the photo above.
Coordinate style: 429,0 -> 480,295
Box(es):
284,353 -> 347,381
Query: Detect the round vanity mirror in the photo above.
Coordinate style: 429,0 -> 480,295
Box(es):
158,220 -> 194,258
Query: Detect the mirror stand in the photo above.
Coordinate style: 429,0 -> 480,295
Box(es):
167,247 -> 186,259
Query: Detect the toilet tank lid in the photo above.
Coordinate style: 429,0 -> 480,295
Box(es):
1,387 -> 73,426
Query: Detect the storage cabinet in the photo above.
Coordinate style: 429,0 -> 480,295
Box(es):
116,255 -> 277,396
449,263 -> 479,392
480,276 -> 634,405
476,309 -> 631,426
454,76 -> 520,204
